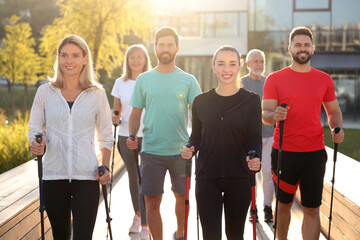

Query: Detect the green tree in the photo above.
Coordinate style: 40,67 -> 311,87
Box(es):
0,0 -> 60,44
0,15 -> 41,115
39,0 -> 152,83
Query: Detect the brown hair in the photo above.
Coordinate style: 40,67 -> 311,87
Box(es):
155,26 -> 179,46
212,45 -> 242,88
289,26 -> 313,44
212,45 -> 241,66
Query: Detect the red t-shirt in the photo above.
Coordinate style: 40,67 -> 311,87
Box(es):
263,67 -> 336,152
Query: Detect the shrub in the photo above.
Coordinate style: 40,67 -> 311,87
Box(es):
0,109 -> 31,174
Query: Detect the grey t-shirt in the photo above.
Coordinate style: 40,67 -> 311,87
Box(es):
241,75 -> 274,137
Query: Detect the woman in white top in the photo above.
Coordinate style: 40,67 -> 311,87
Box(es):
29,34 -> 113,240
111,44 -> 151,239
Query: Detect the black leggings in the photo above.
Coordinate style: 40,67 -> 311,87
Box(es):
196,178 -> 251,240
43,180 -> 100,240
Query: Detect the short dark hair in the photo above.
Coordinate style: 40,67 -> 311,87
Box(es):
155,26 -> 179,46
289,26 -> 313,44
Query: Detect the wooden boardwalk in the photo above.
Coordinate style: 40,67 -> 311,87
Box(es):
93,165 -> 327,240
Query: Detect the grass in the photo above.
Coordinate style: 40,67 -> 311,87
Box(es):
0,82 -> 114,118
323,127 -> 360,162
0,86 -> 37,118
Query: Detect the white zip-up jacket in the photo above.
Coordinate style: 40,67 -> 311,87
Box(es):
28,83 -> 114,181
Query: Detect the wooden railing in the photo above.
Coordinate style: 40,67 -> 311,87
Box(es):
295,147 -> 360,240
1,147 -> 358,240
0,153 -> 123,240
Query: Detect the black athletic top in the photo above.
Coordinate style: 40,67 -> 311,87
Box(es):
188,88 -> 262,180
67,101 -> 74,110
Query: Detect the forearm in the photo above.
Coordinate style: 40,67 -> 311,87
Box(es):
101,148 -> 111,168
262,109 -> 276,126
129,112 -> 141,135
113,97 -> 122,115
327,109 -> 343,129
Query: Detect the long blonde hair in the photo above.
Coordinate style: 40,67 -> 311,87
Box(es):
121,44 -> 151,81
51,34 -> 101,90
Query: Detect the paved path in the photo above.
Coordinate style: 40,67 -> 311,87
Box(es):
93,165 -> 327,240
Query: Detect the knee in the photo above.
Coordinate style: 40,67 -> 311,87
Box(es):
174,192 -> 185,201
278,202 -> 293,213
303,207 -> 319,217
145,196 -> 161,212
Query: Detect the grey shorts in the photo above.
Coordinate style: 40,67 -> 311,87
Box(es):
140,152 -> 186,196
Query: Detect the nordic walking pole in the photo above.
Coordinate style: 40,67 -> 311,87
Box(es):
184,143 -> 193,240
129,134 -> 142,184
109,110 -> 119,212
35,134 -> 45,240
328,127 -> 341,240
273,103 -> 287,240
98,166 -> 113,240
129,134 -> 152,240
248,150 -> 260,240
196,153 -> 199,240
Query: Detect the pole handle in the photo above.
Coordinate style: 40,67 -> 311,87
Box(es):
129,133 -> 135,141
278,103 -> 287,147
248,150 -> 259,186
185,143 -> 193,177
278,103 -> 287,126
248,150 -> 259,173
35,134 -> 43,157
35,134 -> 42,144
113,110 -> 120,126
98,166 -> 106,177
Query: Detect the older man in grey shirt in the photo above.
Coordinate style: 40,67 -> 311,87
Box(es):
241,49 -> 274,222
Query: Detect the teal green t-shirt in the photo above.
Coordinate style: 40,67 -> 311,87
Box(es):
130,68 -> 201,156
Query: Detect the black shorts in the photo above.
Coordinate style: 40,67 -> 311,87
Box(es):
271,148 -> 327,208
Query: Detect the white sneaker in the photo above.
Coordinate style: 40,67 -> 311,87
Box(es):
128,215 -> 141,233
140,226 -> 150,240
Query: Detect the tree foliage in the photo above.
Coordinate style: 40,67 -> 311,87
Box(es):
40,0 -> 152,82
0,0 -> 60,43
0,15 -> 41,115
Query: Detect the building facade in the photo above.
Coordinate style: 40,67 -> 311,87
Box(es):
172,0 -> 360,119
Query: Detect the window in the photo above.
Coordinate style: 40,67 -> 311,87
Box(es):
332,0 -> 360,30
251,0 -> 292,31
294,12 -> 330,29
239,12 -> 247,37
200,12 -> 246,38
215,13 -> 239,37
201,13 -> 216,38
294,0 -> 330,11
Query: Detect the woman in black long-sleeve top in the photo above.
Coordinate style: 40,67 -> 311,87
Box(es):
181,46 -> 262,240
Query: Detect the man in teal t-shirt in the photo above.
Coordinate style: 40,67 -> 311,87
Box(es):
127,27 -> 201,240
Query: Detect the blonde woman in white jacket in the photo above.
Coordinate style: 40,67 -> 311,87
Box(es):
28,34 -> 113,240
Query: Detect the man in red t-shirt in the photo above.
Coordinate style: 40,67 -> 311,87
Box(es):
262,26 -> 344,240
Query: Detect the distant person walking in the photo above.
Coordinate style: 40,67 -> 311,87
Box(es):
262,26 -> 344,240
111,44 -> 151,239
127,27 -> 201,240
241,49 -> 274,222
28,34 -> 113,240
182,45 -> 262,240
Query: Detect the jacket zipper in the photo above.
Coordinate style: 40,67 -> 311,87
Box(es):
68,110 -> 73,182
